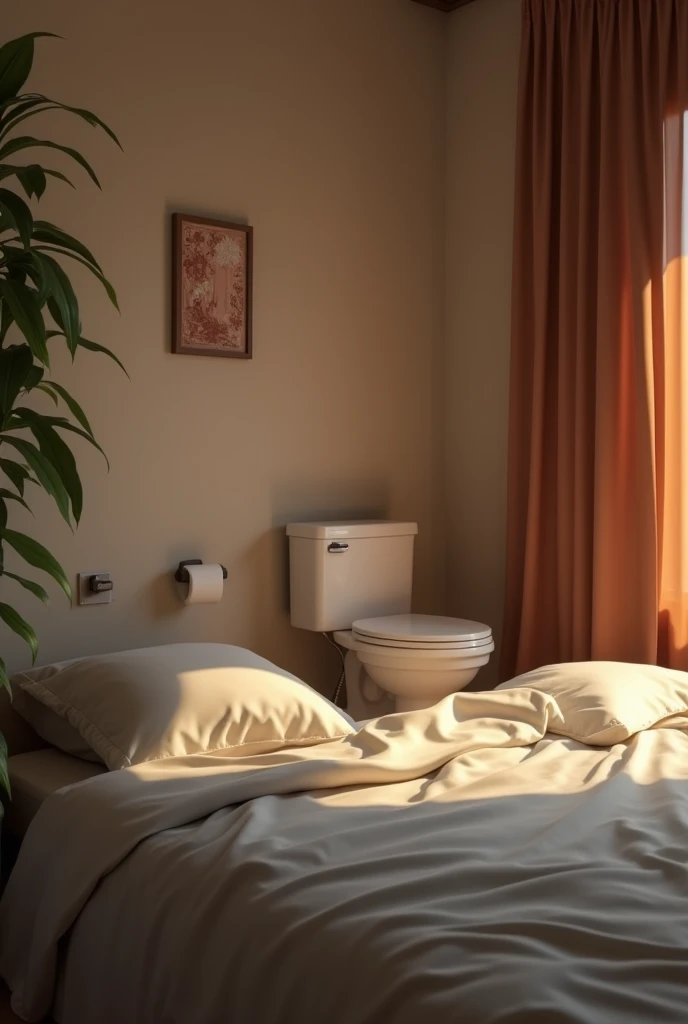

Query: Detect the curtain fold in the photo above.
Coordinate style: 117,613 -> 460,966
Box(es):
658,109 -> 688,664
502,0 -> 688,679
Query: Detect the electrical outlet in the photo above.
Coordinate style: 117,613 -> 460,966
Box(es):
78,571 -> 113,606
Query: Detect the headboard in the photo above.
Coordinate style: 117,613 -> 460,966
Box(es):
0,690 -> 46,757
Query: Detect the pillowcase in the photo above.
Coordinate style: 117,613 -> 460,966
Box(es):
11,643 -> 355,770
497,661 -> 688,745
10,685 -> 103,763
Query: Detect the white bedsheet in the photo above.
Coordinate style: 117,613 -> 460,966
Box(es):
5,749 -> 106,838
1,687 -> 687,1024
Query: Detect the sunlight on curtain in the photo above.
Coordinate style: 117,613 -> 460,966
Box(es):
658,111 -> 688,667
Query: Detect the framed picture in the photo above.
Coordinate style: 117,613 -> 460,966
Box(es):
172,213 -> 253,358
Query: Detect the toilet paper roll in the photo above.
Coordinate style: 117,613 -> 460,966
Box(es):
183,563 -> 225,605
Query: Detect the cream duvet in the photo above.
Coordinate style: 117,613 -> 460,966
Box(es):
2,687 -> 688,1024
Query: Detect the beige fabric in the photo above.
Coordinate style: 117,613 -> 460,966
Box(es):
498,661 -> 688,744
0,692 -> 44,759
2,688 -> 688,1024
10,688 -> 102,764
12,644 -> 354,771
4,750 -> 106,840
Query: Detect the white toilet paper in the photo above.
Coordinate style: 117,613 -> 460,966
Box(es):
183,563 -> 225,605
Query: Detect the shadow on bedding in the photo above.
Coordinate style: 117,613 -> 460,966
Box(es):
4,721 -> 688,1024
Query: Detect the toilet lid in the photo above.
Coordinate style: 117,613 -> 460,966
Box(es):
352,614 -> 492,649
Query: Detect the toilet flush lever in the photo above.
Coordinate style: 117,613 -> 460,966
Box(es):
328,542 -> 349,553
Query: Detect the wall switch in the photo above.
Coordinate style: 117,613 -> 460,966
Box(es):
78,571 -> 113,606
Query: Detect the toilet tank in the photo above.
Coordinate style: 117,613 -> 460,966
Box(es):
286,521 -> 418,632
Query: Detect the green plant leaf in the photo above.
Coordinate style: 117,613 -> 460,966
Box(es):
0,488 -> 31,513
2,570 -> 48,602
0,90 -> 45,112
0,287 -> 13,342
3,528 -> 71,600
0,655 -> 11,700
0,94 -> 45,129
0,163 -> 75,199
42,380 -> 93,436
0,457 -> 31,496
0,187 -> 33,247
9,407 -> 108,468
33,243 -> 119,311
22,250 -> 49,304
0,343 -> 33,419
18,165 -> 45,201
45,299 -> 77,356
31,220 -> 104,273
0,436 -> 71,525
0,137 -> 101,188
2,243 -> 39,285
34,382 -> 58,406
0,729 -> 9,798
0,95 -> 121,149
76,336 -> 129,377
23,364 -> 45,391
38,166 -> 75,198
22,415 -> 83,522
0,279 -> 48,364
12,163 -> 44,200
34,252 -> 80,353
0,34 -> 59,105
0,601 -> 38,662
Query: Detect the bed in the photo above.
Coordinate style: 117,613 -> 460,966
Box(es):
0,689 -> 104,848
5,749 -> 104,842
1,648 -> 687,1024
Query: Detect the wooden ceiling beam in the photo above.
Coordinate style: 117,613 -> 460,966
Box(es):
410,0 -> 478,11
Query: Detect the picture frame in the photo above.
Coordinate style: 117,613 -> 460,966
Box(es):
172,212 -> 253,359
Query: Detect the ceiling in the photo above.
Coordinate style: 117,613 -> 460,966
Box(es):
410,0 -> 478,11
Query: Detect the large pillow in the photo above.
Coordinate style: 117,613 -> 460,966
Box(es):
497,661 -> 688,745
10,685 -> 103,762
11,643 -> 355,770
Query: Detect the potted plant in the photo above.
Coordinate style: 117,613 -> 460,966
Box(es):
0,31 -> 123,797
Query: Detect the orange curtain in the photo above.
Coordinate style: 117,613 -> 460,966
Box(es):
659,110 -> 688,665
502,0 -> 688,680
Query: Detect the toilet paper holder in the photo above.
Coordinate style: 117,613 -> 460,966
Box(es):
174,559 -> 228,583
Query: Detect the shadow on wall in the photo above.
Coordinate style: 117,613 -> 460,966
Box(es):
142,542 -> 214,622
237,477 -> 390,673
123,476 -> 389,690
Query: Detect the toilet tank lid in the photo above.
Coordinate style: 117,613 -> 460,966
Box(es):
286,520 -> 418,540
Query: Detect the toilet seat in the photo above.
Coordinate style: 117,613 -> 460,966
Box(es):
352,634 -> 494,652
352,641 -> 495,664
336,613 -> 495,718
352,614 -> 493,653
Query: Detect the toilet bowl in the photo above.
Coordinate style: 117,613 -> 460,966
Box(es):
287,520 -> 494,718
334,613 -> 494,715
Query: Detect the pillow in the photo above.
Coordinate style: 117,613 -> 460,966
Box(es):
11,643 -> 355,770
10,685 -> 103,763
497,661 -> 688,745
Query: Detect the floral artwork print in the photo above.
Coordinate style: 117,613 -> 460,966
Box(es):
177,218 -> 250,354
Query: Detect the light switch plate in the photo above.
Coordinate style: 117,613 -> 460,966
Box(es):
78,570 -> 113,606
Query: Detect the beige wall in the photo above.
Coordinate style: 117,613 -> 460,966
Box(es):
2,0 -> 447,688
444,0 -> 521,685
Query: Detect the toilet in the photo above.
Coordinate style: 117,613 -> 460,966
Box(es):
286,521 -> 494,718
